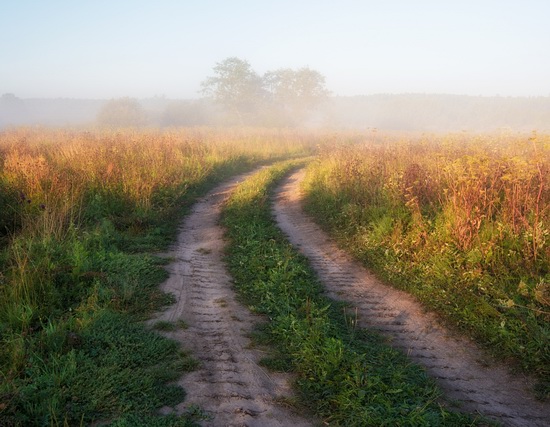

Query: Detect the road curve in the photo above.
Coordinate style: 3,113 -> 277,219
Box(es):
272,169 -> 549,427
153,170 -> 313,427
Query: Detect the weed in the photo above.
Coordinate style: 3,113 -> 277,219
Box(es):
154,320 -> 178,331
185,404 -> 213,421
214,298 -> 228,307
176,319 -> 189,330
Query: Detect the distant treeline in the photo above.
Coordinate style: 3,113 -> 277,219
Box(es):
2,92 -> 550,131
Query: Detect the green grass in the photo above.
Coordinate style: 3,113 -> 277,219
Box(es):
301,144 -> 550,397
0,149 -> 276,426
0,127 -> 319,426
221,161 -> 489,426
153,320 -> 179,332
0,230 -> 199,426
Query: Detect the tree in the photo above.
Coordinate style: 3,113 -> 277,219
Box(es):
201,57 -> 265,124
201,58 -> 330,126
264,67 -> 329,120
96,97 -> 147,127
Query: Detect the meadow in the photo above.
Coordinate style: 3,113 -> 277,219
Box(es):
0,127 -> 312,426
0,127 -> 548,425
302,131 -> 550,395
221,161 -> 482,425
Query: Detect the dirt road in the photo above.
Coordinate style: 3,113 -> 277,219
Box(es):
272,169 -> 549,427
152,171 -> 313,427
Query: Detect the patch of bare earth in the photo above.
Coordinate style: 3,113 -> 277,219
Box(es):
273,169 -> 549,427
151,171 -> 314,427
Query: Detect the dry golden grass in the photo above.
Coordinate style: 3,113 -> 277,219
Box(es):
0,127 -> 314,239
302,130 -> 550,386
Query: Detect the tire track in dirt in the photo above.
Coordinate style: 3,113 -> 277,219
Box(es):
273,169 -> 549,427
152,171 -> 313,427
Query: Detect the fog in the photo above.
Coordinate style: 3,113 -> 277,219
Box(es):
2,2 -> 550,131
2,92 -> 550,132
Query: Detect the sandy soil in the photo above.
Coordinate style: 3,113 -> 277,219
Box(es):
272,169 -> 549,427
151,171 -> 314,427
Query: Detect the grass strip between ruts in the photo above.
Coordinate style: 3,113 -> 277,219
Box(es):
221,160 -> 491,426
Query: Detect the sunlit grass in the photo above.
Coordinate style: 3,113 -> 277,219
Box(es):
0,127 -> 314,425
221,160 -> 485,425
302,131 -> 550,394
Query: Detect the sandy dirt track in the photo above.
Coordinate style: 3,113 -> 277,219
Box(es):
152,171 -> 314,427
272,169 -> 549,427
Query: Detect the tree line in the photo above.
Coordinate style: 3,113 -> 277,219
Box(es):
96,57 -> 329,127
4,58 -> 550,130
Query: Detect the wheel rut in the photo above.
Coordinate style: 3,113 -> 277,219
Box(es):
273,169 -> 549,427
152,171 -> 313,427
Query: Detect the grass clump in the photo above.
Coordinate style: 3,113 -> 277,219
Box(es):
301,132 -> 550,395
221,161 -> 483,426
153,320 -> 179,331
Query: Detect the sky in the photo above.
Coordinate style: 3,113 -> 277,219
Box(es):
2,0 -> 550,99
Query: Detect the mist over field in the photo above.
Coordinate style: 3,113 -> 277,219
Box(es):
2,93 -> 550,132
3,1 -> 550,132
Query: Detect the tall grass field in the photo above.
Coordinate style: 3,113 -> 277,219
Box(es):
0,127 -> 548,425
0,127 -> 313,426
302,131 -> 550,395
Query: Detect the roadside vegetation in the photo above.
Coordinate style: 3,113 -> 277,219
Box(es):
222,161 -> 485,426
0,127 -> 312,426
301,132 -> 550,396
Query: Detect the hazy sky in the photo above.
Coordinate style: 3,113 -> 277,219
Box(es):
2,0 -> 549,99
